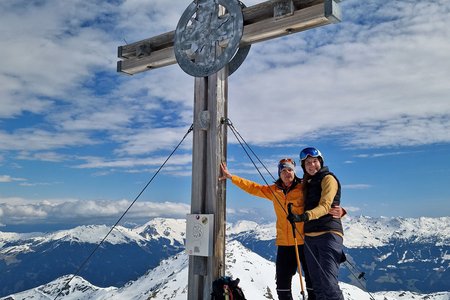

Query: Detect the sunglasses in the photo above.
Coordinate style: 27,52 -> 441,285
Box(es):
299,147 -> 322,161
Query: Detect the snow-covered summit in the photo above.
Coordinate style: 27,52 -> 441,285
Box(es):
227,220 -> 275,241
133,217 -> 186,245
343,216 -> 450,248
42,224 -> 147,245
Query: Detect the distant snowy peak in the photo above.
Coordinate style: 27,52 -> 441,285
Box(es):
227,220 -> 275,241
0,232 -> 22,251
0,232 -> 41,244
5,274 -> 114,300
227,220 -> 259,233
343,216 -> 450,248
133,218 -> 186,245
43,225 -> 147,245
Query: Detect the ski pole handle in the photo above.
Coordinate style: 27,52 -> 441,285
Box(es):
287,203 -> 296,236
288,203 -> 293,215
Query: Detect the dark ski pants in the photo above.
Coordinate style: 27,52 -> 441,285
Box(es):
276,245 -> 316,300
304,233 -> 345,300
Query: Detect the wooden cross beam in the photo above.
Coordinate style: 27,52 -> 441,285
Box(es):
117,0 -> 341,75
116,1 -> 340,299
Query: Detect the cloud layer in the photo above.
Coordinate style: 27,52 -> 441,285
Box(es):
0,197 -> 190,226
1,0 -> 449,161
1,0 -> 449,225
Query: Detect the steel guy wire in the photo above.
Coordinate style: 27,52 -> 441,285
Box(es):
222,118 -> 277,182
53,124 -> 193,300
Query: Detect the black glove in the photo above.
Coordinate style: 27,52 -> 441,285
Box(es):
287,212 -> 309,223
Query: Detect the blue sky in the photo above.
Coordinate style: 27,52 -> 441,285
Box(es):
1,0 -> 449,232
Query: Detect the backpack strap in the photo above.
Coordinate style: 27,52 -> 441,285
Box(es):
223,284 -> 233,300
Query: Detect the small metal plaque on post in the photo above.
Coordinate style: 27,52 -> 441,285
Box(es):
185,214 -> 214,257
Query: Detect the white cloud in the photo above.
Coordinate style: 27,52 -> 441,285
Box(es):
0,175 -> 26,183
344,206 -> 360,213
343,184 -> 371,190
0,129 -> 96,151
17,151 -> 69,163
0,1 -> 116,101
344,116 -> 450,147
74,153 -> 192,171
112,126 -> 194,156
354,150 -> 421,159
0,197 -> 190,225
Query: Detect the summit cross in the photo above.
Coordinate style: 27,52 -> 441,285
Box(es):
116,1 -> 341,299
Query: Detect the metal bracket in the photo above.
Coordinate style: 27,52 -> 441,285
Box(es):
136,43 -> 152,57
325,0 -> 342,23
199,111 -> 211,130
273,0 -> 294,19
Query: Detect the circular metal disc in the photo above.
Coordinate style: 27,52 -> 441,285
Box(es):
174,0 -> 244,77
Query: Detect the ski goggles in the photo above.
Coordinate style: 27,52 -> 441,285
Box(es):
278,158 -> 296,174
299,147 -> 322,161
278,158 -> 296,166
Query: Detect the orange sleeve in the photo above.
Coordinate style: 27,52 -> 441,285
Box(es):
230,175 -> 275,201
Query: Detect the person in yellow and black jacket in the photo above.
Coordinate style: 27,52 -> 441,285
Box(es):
220,159 -> 344,300
288,147 -> 346,300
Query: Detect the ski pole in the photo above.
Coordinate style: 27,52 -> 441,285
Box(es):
288,203 -> 306,300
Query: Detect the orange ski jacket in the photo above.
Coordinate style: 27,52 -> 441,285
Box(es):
230,175 -> 305,246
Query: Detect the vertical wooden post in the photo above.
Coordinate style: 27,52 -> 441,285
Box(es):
188,67 -> 228,299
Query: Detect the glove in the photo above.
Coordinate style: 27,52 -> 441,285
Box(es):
287,212 -> 309,223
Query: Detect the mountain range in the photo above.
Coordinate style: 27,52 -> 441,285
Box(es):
1,216 -> 449,299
